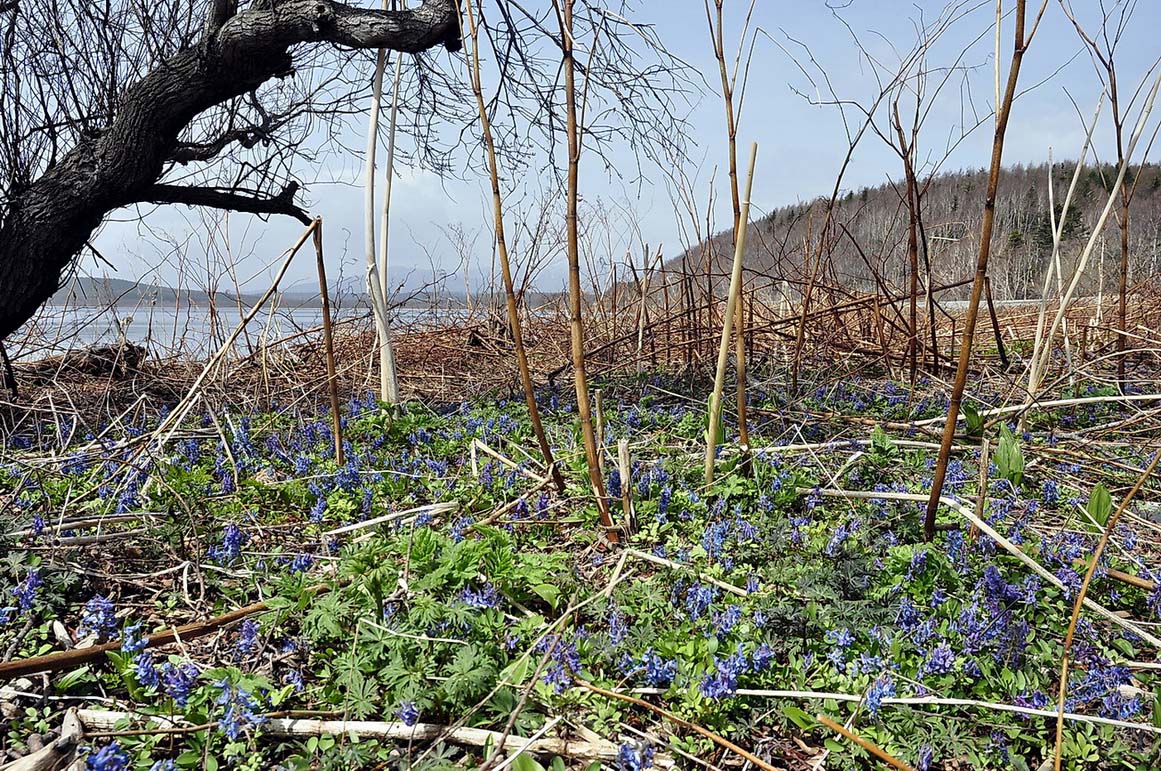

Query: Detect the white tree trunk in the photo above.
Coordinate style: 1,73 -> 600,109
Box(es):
365,45 -> 400,404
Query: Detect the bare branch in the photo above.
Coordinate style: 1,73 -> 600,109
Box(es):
142,182 -> 311,225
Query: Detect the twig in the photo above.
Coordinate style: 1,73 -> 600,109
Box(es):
0,584 -> 331,680
577,680 -> 777,771
1053,449 -> 1161,771
815,714 -> 916,771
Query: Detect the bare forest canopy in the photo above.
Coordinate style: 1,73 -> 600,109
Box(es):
677,160 -> 1161,302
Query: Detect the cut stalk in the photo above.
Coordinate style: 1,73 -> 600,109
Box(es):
924,0 -> 1047,541
559,0 -> 617,541
705,142 -> 757,484
462,0 -> 565,494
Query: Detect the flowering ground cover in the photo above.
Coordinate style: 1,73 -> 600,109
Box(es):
2,369 -> 1160,769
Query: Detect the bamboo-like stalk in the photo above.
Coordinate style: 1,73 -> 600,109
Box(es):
364,41 -> 399,404
461,0 -> 565,494
1026,68 -> 1161,401
1025,99 -> 1102,418
1052,449 -> 1161,770
924,0 -> 1045,541
705,142 -> 758,484
312,219 -> 345,466
617,438 -> 632,533
1044,149 -> 1075,385
705,0 -> 754,452
558,0 -> 617,541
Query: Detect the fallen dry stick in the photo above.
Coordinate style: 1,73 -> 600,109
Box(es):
0,584 -> 330,681
75,709 -> 664,766
815,714 -> 916,771
578,679 -> 777,771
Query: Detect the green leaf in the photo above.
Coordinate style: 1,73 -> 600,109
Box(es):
175,751 -> 202,767
962,402 -> 984,437
995,424 -> 1024,487
511,754 -> 546,771
781,705 -> 815,730
1086,483 -> 1112,533
531,584 -> 561,610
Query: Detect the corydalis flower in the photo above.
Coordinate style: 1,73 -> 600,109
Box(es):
85,741 -> 130,770
640,650 -> 676,687
12,568 -> 42,612
460,583 -> 500,609
214,679 -> 267,740
160,661 -> 199,706
699,644 -> 747,700
396,701 -> 420,726
866,674 -> 895,713
208,523 -> 247,566
79,595 -> 117,641
617,742 -> 654,771
235,618 -> 260,660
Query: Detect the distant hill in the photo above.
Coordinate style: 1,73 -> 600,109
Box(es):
50,276 -> 248,307
670,160 -> 1161,301
47,276 -> 569,312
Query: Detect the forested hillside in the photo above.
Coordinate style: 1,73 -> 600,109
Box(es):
680,161 -> 1161,301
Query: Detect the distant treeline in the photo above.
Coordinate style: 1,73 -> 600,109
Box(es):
670,160 -> 1161,301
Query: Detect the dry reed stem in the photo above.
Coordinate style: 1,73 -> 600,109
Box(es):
578,680 -> 777,771
1052,448 -> 1161,771
815,714 -> 916,771
705,142 -> 758,483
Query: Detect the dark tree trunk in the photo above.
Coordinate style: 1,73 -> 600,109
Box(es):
0,0 -> 459,340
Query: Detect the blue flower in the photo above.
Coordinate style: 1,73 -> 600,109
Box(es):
460,584 -> 501,609
537,636 -> 581,693
79,595 -> 117,641
160,661 -> 199,706
12,569 -> 42,611
699,644 -> 747,700
866,674 -> 895,713
917,745 -> 934,771
235,619 -> 260,660
713,605 -> 742,637
308,497 -> 327,524
120,622 -> 147,655
449,516 -> 474,543
640,650 -> 676,687
134,651 -> 159,689
215,679 -> 266,740
920,642 -> 956,677
396,701 -> 420,726
609,607 -> 629,646
681,583 -> 717,620
824,628 -> 854,648
85,741 -> 130,770
208,523 -> 247,565
617,742 -> 654,771
752,643 -> 775,671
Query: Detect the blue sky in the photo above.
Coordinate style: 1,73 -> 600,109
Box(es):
91,0 -> 1161,297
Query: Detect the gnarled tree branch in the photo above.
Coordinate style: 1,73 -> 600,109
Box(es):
144,182 -> 311,225
0,0 -> 461,340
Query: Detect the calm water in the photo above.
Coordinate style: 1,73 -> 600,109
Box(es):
11,304 -> 435,358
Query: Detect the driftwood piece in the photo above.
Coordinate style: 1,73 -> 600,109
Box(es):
1,708 -> 83,771
17,344 -> 146,383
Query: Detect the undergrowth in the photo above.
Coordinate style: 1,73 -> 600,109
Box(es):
2,369 -> 1160,770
